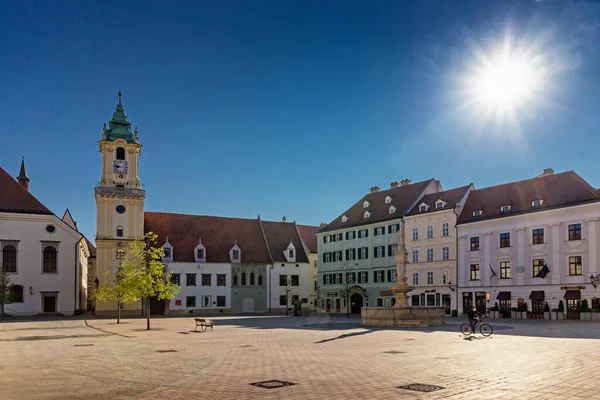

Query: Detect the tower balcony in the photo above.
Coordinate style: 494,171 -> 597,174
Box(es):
94,183 -> 146,199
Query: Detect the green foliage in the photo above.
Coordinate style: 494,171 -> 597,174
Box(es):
521,302 -> 528,312
0,269 -> 13,318
581,299 -> 589,312
558,300 -> 564,312
544,302 -> 550,312
492,302 -> 499,312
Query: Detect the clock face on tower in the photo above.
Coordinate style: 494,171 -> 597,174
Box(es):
113,160 -> 128,174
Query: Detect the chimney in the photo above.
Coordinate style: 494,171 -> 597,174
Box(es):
390,181 -> 400,188
399,179 -> 412,186
541,168 -> 554,176
319,222 -> 327,227
282,216 -> 287,222
16,157 -> 30,191
369,186 -> 380,193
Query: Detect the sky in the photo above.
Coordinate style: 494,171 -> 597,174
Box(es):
1,0 -> 600,243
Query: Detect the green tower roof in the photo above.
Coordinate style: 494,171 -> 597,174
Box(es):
102,91 -> 138,144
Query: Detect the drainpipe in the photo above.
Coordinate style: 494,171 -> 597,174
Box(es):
74,238 -> 82,315
452,208 -> 459,316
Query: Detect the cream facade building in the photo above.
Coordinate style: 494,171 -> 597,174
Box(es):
404,185 -> 473,315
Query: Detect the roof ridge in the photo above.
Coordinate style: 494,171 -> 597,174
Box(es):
257,217 -> 274,264
473,170 -> 575,192
292,221 -> 311,261
144,211 -> 261,222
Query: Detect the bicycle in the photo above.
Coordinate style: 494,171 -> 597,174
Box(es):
460,316 -> 493,336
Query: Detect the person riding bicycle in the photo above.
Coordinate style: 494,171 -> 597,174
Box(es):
467,306 -> 484,333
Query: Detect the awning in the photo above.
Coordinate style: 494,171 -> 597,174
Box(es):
496,291 -> 511,300
529,291 -> 545,300
564,290 -> 581,299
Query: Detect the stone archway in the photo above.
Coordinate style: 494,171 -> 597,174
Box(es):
350,293 -> 364,314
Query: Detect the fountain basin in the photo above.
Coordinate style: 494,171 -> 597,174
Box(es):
361,306 -> 446,328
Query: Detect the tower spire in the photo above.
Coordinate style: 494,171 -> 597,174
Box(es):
17,156 -> 30,191
101,91 -> 137,143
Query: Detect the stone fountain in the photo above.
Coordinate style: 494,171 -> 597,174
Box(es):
361,224 -> 446,327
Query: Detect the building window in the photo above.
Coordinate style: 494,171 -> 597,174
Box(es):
279,275 -> 287,286
2,245 -> 17,273
202,274 -> 211,286
186,274 -> 196,286
116,205 -> 126,214
10,285 -> 23,303
334,273 -> 342,284
358,271 -> 368,283
412,294 -> 420,306
419,205 -> 427,212
332,233 -> 342,242
568,224 -> 582,241
442,247 -> 450,261
412,250 -> 419,263
325,274 -> 331,285
325,253 -> 332,263
43,246 -> 57,273
171,273 -> 181,285
346,231 -> 355,240
375,246 -> 385,258
46,224 -> 56,233
215,274 -> 226,286
233,274 -> 238,286
258,274 -> 263,286
500,205 -> 511,213
280,295 -> 288,306
334,251 -> 342,262
427,271 -> 434,285
374,227 -> 385,236
358,229 -> 369,238
427,248 -> 434,262
412,272 -> 419,286
163,248 -> 170,258
532,229 -> 544,245
324,235 -> 331,243
240,272 -> 247,285
388,244 -> 398,257
217,296 -> 226,307
470,264 -> 480,280
197,248 -> 205,259
186,296 -> 196,308
346,248 -> 356,260
569,256 -> 582,276
314,280 -> 318,291
442,223 -> 449,237
116,147 -> 126,160
346,272 -> 356,284
374,270 -> 385,283
358,247 -> 368,260
532,259 -> 544,277
387,269 -> 396,282
500,233 -> 511,248
532,199 -> 543,207
436,201 -> 444,209
470,237 -> 480,251
442,271 -> 448,284
473,210 -> 482,217
291,275 -> 299,286
116,226 -> 124,237
232,250 -> 240,261
288,249 -> 294,258
389,224 -> 399,233
427,225 -> 434,239
249,272 -> 255,285
412,227 -> 419,241
500,261 -> 511,279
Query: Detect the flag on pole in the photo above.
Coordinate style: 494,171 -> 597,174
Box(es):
489,264 -> 496,279
535,263 -> 550,279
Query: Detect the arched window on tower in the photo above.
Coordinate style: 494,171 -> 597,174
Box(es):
43,246 -> 57,273
116,226 -> 124,237
233,274 -> 238,286
241,272 -> 247,285
116,147 -> 125,160
250,272 -> 255,285
258,274 -> 263,286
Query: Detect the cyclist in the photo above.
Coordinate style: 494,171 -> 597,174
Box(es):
467,305 -> 484,333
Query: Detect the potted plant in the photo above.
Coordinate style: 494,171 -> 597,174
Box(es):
489,303 -> 499,318
543,302 -> 550,320
592,309 -> 600,322
580,299 -> 591,321
557,300 -> 565,320
521,302 -> 528,319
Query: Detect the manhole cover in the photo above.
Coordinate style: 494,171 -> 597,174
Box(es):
382,351 -> 406,354
156,350 -> 178,353
250,380 -> 297,389
74,344 -> 94,347
397,383 -> 444,393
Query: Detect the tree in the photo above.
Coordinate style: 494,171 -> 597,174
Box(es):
132,232 -> 180,330
280,277 -> 293,316
92,261 -> 138,324
0,269 -> 12,320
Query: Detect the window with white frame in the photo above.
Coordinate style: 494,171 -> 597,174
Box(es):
358,229 -> 369,238
419,204 -> 428,212
427,225 -> 433,239
346,231 -> 355,240
389,205 -> 396,213
442,271 -> 448,284
359,271 -> 368,283
500,205 -> 511,213
334,273 -> 342,284
427,248 -> 434,262
325,253 -> 332,263
532,199 -> 543,207
442,246 -> 449,260
436,201 -> 445,209
412,272 -> 419,286
333,251 -> 342,262
341,215 -> 348,222
375,246 -> 385,258
389,223 -> 399,233
375,270 -> 385,283
442,223 -> 449,237
412,227 -> 419,240
363,201 -> 370,208
359,247 -> 368,259
412,250 -> 419,263
364,211 -> 370,218
325,274 -> 331,285
427,271 -> 434,285
385,196 -> 392,204
473,210 -> 482,217
374,226 -> 385,236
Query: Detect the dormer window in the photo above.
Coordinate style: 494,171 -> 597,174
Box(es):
389,205 -> 396,214
230,244 -> 241,263
473,210 -> 482,217
363,201 -> 370,209
289,249 -> 294,258
500,205 -> 511,213
194,239 -> 207,263
532,199 -> 543,207
285,241 -> 296,262
385,196 -> 392,204
364,210 -> 371,218
341,215 -> 348,223
162,240 -> 174,263
419,203 -> 429,212
436,200 -> 445,209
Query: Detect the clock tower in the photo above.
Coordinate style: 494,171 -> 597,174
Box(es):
94,92 -> 145,315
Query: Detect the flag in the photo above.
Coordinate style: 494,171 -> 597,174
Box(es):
489,264 -> 496,279
535,264 -> 550,279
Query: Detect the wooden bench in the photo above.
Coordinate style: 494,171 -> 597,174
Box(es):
194,318 -> 214,332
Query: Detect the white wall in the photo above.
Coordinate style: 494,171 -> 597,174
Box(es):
165,262 -> 232,311
0,213 -> 83,316
269,262 -> 311,310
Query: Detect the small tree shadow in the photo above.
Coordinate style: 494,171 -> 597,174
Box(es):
315,329 -> 374,344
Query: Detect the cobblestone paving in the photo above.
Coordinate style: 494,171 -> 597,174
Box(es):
1,315 -> 600,400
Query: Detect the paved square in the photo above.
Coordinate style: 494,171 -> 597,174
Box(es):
1,315 -> 600,399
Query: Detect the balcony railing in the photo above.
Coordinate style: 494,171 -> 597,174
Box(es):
94,185 -> 146,199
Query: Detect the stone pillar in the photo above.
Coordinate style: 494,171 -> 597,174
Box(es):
483,232 -> 492,285
587,218 -> 599,277
458,236 -> 467,287
551,223 -> 561,284
516,228 -> 526,286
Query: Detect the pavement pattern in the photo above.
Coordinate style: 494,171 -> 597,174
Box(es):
1,314 -> 600,400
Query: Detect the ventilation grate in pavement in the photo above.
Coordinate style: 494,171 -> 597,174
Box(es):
382,351 -> 406,354
397,383 -> 444,393
156,350 -> 178,353
250,380 -> 297,389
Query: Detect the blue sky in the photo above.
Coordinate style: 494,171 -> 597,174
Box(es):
1,0 -> 600,243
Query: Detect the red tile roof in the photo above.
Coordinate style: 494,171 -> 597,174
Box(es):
406,185 -> 472,216
0,166 -> 52,215
318,179 -> 439,232
297,224 -> 319,253
261,221 -> 309,263
144,212 -> 272,263
458,171 -> 600,224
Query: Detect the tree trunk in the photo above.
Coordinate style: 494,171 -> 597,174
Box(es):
1,303 -> 4,320
117,301 -> 121,324
146,297 -> 150,330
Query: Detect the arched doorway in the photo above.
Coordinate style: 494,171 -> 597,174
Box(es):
350,293 -> 364,314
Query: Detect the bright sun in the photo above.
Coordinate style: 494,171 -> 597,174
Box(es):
475,58 -> 538,108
